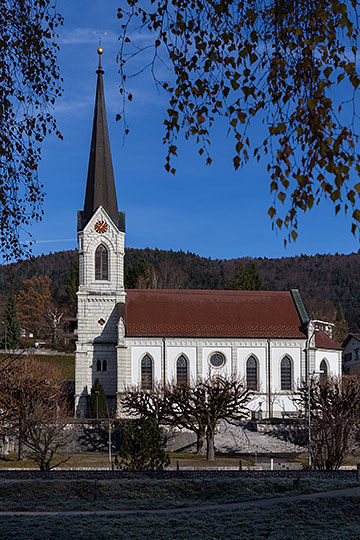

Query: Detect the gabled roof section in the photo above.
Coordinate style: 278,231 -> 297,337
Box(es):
315,330 -> 342,351
125,289 -> 306,338
342,333 -> 360,348
78,48 -> 125,232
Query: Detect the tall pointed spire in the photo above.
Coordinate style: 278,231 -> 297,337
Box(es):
79,47 -> 124,231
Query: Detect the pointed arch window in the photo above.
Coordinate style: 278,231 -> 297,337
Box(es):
281,356 -> 292,391
177,355 -> 189,386
96,359 -> 101,372
246,356 -> 258,391
102,359 -> 107,372
320,359 -> 328,384
95,244 -> 108,280
141,354 -> 153,390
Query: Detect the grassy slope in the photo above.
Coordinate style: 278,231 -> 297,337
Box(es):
38,354 -> 75,380
0,353 -> 75,380
0,483 -> 359,539
0,477 -> 356,512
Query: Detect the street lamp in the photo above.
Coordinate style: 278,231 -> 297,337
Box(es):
307,369 -> 324,468
2,322 -> 8,353
306,327 -> 320,469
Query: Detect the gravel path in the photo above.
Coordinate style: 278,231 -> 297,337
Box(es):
0,485 -> 359,516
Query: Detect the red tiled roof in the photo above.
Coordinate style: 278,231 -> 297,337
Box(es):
315,330 -> 342,351
125,289 -> 306,338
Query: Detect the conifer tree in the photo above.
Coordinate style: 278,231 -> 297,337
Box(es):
90,378 -> 107,418
117,417 -> 170,471
65,259 -> 79,313
333,305 -> 349,345
125,258 -> 154,289
3,290 -> 20,350
227,262 -> 263,291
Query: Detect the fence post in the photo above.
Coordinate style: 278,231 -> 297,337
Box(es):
357,463 -> 360,482
239,459 -> 242,471
176,460 -> 180,471
270,458 -> 274,471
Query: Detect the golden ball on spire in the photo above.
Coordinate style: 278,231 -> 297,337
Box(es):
97,46 -> 103,55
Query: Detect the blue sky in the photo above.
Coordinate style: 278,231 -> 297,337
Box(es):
27,0 -> 360,260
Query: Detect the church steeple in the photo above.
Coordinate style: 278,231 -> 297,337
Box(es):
78,47 -> 125,231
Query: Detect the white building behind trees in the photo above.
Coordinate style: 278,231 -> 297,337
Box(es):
75,49 -> 342,419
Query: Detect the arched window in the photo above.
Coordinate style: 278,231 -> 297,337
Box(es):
96,359 -> 101,372
102,359 -> 107,372
281,356 -> 292,391
95,244 -> 108,280
141,354 -> 153,390
246,356 -> 258,390
320,359 -> 328,383
177,355 -> 188,386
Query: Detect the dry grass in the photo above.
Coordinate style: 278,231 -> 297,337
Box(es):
0,452 -> 111,469
0,452 -> 253,469
0,353 -> 75,380
0,485 -> 359,539
169,452 -> 252,468
0,477 -> 356,512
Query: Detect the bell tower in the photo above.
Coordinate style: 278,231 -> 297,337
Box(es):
75,47 -> 126,417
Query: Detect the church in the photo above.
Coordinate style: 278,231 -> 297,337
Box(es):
74,49 -> 342,419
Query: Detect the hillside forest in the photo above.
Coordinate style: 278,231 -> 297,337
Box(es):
0,247 -> 358,347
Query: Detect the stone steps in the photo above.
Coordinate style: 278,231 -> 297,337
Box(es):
214,421 -> 305,454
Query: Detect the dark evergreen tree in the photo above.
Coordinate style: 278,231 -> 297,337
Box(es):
117,417 -> 170,471
89,378 -> 107,418
65,259 -> 79,313
333,305 -> 349,345
125,258 -> 153,289
226,262 -> 263,291
3,290 -> 20,350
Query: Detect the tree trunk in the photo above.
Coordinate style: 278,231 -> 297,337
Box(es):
206,428 -> 215,461
17,435 -> 23,461
196,429 -> 206,455
17,414 -> 24,461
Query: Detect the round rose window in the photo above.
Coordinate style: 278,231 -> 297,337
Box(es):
209,352 -> 226,368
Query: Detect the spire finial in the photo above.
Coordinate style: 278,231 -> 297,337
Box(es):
93,28 -> 107,73
96,44 -> 104,73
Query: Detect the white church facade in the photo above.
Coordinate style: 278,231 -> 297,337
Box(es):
75,49 -> 342,419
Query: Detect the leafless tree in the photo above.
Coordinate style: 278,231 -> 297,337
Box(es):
46,307 -> 64,344
294,375 -> 360,470
120,383 -> 171,426
0,356 -> 71,468
120,376 -> 252,461
20,405 -> 70,471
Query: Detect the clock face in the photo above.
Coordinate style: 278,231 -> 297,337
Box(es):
94,220 -> 108,234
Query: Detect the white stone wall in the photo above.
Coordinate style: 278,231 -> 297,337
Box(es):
123,337 -> 318,417
75,206 -> 125,416
315,349 -> 342,376
78,206 -> 125,292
